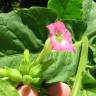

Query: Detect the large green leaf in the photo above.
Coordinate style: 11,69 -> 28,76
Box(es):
48,0 -> 83,20
84,0 -> 96,80
64,20 -> 87,41
0,7 -> 57,67
16,7 -> 57,42
42,46 -> 81,83
83,0 -> 96,38
0,11 -> 42,53
82,70 -> 96,88
0,79 -> 19,96
47,0 -> 96,40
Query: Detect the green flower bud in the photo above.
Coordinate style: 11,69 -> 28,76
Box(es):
23,49 -> 30,64
29,64 -> 42,77
6,68 -> 22,83
18,49 -> 30,75
31,77 -> 41,88
35,38 -> 51,64
22,75 -> 41,87
23,75 -> 32,85
31,78 -> 40,85
0,68 -> 7,77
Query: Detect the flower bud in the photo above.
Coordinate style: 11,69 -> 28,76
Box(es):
48,82 -> 71,96
29,64 -> 42,77
6,68 -> 22,82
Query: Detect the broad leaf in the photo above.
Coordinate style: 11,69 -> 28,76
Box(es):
42,46 -> 81,83
16,7 -> 57,42
89,36 -> 96,64
64,20 -> 87,41
48,0 -> 83,20
0,7 -> 57,67
82,70 -> 96,88
0,79 -> 19,96
83,0 -> 96,38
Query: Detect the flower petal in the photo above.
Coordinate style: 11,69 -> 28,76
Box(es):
47,21 -> 75,52
54,21 -> 67,32
48,82 -> 71,96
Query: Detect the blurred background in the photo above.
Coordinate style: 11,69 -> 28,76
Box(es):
0,0 -> 96,13
0,0 -> 48,12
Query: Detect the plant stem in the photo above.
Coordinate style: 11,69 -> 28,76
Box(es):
74,41 -> 81,47
35,38 -> 51,64
72,36 -> 88,96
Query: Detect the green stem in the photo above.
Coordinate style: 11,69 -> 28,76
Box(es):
74,41 -> 82,47
35,38 -> 51,64
72,36 -> 88,96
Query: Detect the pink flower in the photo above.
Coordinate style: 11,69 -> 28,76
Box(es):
47,21 -> 75,52
48,82 -> 71,96
18,85 -> 39,96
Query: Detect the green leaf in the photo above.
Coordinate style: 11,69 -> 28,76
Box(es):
22,75 -> 33,85
64,20 -> 87,41
87,34 -> 96,74
0,68 -> 7,77
42,45 -> 81,83
48,0 -> 83,20
84,0 -> 96,38
0,54 -> 23,68
82,0 -> 92,21
0,79 -> 19,96
82,70 -> 96,88
16,7 -> 57,42
0,7 -> 57,68
0,11 -> 42,53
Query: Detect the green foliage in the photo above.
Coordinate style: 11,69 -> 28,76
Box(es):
48,0 -> 83,20
77,89 -> 96,96
29,64 -> 42,77
83,2 -> 96,92
6,68 -> 22,82
16,7 -> 57,42
72,36 -> 89,96
42,45 -> 80,83
64,20 -> 87,41
22,75 -> 33,85
0,0 -> 96,95
83,0 -> 96,37
82,70 -> 96,87
0,7 -> 57,68
0,79 -> 19,96
0,68 -> 7,77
